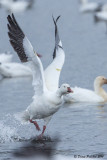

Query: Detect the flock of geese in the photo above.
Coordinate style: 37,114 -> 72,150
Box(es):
0,0 -> 107,137
80,0 -> 107,32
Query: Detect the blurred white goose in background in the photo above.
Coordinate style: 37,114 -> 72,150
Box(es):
101,4 -> 107,12
0,53 -> 42,78
7,14 -> 73,137
0,52 -> 12,63
0,0 -> 34,13
94,10 -> 107,33
0,62 -> 32,78
64,76 -> 107,103
79,0 -> 102,13
0,51 -> 32,78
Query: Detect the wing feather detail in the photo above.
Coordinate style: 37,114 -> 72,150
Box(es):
7,14 -> 47,95
45,16 -> 65,91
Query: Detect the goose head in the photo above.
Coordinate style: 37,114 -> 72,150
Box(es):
94,76 -> 107,86
94,76 -> 107,92
59,84 -> 73,95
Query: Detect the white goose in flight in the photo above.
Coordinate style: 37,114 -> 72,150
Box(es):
7,14 -> 73,137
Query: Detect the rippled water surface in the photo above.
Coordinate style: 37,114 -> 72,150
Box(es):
0,0 -> 107,159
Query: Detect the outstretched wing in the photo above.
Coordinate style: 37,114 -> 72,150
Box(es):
44,16 -> 65,92
7,14 -> 47,95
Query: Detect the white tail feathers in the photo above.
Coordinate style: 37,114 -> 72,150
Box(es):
21,110 -> 30,122
14,110 -> 30,124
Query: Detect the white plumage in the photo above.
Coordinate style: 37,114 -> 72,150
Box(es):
64,76 -> 107,103
44,16 -> 65,92
0,53 -> 12,63
7,14 -> 72,137
45,40 -> 65,92
64,87 -> 104,103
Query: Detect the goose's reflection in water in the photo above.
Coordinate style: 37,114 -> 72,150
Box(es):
13,136 -> 60,160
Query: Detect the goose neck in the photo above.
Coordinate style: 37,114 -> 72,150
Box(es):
56,89 -> 63,98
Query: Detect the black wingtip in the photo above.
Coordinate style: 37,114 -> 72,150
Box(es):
7,13 -> 27,63
52,15 -> 61,59
52,15 -> 61,25
12,13 -> 16,23
7,13 -> 14,19
56,15 -> 61,23
7,14 -> 13,22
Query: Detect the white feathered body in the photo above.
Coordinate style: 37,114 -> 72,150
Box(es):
7,14 -> 69,132
64,87 -> 104,103
23,92 -> 63,121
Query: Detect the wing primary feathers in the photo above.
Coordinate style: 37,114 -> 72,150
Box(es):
7,13 -> 28,62
7,14 -> 47,95
52,15 -> 61,59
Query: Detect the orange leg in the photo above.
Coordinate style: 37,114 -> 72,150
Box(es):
30,119 -> 40,131
38,125 -> 46,138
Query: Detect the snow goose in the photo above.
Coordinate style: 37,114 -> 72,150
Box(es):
7,14 -> 73,137
79,0 -> 102,13
0,52 -> 12,63
64,76 -> 107,103
0,0 -> 34,13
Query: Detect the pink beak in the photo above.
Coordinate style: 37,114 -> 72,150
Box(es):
67,87 -> 73,93
37,53 -> 42,58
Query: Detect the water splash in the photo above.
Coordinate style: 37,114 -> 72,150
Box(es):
0,113 -> 36,143
0,122 -> 20,143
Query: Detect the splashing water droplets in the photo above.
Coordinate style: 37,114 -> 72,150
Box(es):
0,122 -> 19,143
0,113 -> 40,143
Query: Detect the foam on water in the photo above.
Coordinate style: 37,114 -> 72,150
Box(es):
0,113 -> 37,143
0,122 -> 20,143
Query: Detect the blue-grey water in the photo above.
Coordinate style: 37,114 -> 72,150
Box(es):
0,0 -> 107,159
